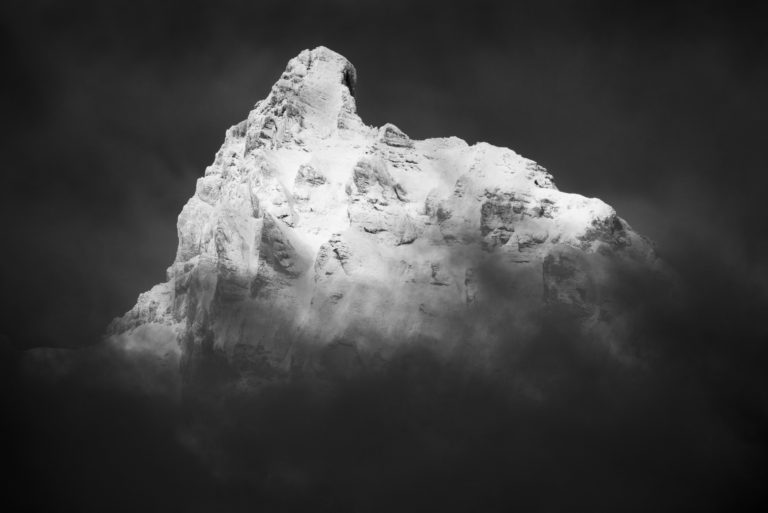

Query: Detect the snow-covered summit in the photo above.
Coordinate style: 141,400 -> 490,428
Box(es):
244,46 -> 364,151
107,47 -> 660,385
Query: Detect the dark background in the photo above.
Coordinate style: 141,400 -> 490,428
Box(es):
2,0 -> 767,511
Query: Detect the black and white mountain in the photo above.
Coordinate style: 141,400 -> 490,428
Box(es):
107,46 -> 663,386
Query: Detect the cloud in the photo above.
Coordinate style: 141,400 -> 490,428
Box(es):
2,1 -> 767,510
6,231 -> 768,512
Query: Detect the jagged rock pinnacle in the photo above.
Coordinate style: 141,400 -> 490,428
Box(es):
244,47 -> 362,152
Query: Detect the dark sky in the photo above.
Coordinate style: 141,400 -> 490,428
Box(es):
2,1 -> 768,511
2,0 -> 766,347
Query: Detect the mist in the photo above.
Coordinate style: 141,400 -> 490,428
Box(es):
2,1 -> 767,511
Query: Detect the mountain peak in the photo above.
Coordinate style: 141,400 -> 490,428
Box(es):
108,46 -> 662,386
304,46 -> 357,95
244,47 -> 362,151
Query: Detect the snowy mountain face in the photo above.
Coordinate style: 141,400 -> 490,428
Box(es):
108,47 -> 659,386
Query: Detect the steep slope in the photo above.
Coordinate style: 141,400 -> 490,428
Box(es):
107,46 -> 660,385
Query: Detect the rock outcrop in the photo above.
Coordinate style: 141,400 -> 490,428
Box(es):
107,46 -> 661,386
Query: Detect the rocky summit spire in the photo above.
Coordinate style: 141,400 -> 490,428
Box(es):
107,46 -> 663,386
244,46 -> 363,152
